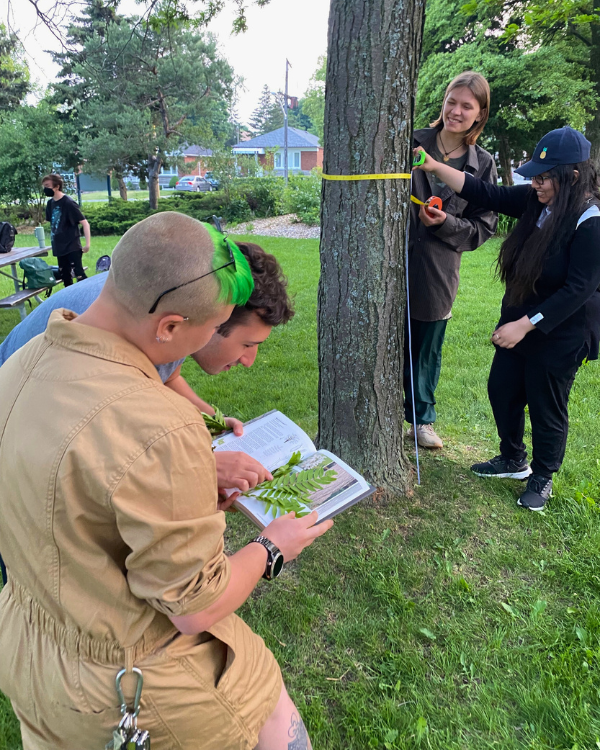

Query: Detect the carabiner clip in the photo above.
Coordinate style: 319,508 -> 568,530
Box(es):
115,667 -> 144,718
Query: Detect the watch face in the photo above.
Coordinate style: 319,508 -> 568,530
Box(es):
271,553 -> 284,578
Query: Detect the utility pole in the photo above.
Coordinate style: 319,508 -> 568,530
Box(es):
271,60 -> 293,184
284,59 -> 290,185
75,173 -> 82,206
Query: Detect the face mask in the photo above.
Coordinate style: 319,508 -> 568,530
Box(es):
43,187 -> 55,197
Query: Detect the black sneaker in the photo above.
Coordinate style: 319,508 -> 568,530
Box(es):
517,474 -> 552,511
471,455 -> 532,480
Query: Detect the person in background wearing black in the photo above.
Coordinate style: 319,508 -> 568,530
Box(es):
415,127 -> 600,510
42,173 -> 91,286
406,71 -> 497,450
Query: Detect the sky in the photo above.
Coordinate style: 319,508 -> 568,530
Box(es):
3,0 -> 330,126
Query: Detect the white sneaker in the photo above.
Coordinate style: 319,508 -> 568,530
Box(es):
407,424 -> 443,449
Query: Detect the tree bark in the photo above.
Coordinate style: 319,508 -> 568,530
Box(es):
117,175 -> 128,201
588,9 -> 600,169
148,154 -> 161,209
498,136 -> 513,186
318,0 -> 425,495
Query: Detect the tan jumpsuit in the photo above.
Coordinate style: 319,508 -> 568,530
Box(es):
0,310 -> 281,749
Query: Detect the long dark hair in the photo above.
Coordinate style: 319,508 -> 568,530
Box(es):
497,160 -> 600,305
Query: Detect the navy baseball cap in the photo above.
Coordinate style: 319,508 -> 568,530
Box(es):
515,126 -> 591,178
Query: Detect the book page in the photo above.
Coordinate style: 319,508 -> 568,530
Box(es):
234,449 -> 372,528
296,450 -> 371,521
212,410 -> 316,473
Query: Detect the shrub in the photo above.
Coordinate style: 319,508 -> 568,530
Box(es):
497,214 -> 518,235
169,175 -> 179,188
226,198 -> 253,223
82,180 -> 288,235
282,171 -> 321,225
235,177 -> 285,218
83,200 -> 154,235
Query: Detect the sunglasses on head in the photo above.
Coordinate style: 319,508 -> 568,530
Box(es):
148,216 -> 236,315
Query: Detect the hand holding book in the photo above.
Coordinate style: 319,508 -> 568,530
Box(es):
260,510 -> 333,563
211,410 -> 376,528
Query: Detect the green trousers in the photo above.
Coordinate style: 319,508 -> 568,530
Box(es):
404,317 -> 448,425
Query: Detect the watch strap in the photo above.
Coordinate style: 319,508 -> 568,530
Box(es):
250,536 -> 282,580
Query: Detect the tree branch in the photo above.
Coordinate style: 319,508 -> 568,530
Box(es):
567,24 -> 592,47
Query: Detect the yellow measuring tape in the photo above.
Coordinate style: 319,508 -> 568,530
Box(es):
322,173 -> 412,181
321,173 -> 437,208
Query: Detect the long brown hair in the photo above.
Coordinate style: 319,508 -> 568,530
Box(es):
430,71 -> 490,146
497,161 -> 600,305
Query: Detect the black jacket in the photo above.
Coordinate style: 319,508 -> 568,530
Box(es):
409,128 -> 498,321
460,174 -> 600,367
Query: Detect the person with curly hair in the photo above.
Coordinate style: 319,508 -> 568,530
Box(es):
0,212 -> 331,749
0,240 -> 294,493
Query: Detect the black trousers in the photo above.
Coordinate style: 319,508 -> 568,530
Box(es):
57,250 -> 87,287
403,318 -> 448,425
488,346 -> 581,478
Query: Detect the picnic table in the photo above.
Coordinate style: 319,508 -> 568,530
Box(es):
0,245 -> 51,321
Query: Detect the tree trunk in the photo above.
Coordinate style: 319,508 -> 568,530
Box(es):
117,175 -> 128,201
148,155 -> 162,209
498,136 -> 513,186
588,10 -> 600,169
318,0 -> 425,495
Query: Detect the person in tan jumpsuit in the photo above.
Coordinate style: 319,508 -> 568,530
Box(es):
0,212 -> 331,750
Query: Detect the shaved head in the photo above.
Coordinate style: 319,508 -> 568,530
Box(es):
107,212 -> 221,323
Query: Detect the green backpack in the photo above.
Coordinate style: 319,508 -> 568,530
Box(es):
19,258 -> 58,290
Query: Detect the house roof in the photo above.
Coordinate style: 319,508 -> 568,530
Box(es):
232,127 -> 321,150
182,145 -> 213,157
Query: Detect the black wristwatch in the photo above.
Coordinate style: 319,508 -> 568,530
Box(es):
250,536 -> 284,580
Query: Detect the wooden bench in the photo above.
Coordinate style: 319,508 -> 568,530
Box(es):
0,288 -> 50,309
0,267 -> 89,310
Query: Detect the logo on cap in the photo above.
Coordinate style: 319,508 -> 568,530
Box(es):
540,147 -> 547,160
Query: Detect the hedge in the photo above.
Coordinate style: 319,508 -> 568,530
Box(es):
82,178 -> 287,235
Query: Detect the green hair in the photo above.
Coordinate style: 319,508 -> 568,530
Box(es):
202,223 -> 254,306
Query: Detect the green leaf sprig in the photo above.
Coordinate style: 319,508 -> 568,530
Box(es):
202,405 -> 229,436
243,451 -> 337,519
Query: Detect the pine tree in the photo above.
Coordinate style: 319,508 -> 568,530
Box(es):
249,85 -> 273,135
249,84 -> 284,135
0,24 -> 30,110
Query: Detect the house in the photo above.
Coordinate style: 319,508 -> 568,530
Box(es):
232,127 -> 322,175
159,145 -> 214,186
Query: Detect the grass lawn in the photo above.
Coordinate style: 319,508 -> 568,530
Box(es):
2,233 -> 600,749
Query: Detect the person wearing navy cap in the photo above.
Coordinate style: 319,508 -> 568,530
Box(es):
414,126 -> 600,510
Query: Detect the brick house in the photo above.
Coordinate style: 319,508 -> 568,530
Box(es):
159,146 -> 214,185
232,127 -> 323,175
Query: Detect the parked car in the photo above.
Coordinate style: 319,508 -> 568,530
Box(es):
203,171 -> 220,191
175,175 -> 211,192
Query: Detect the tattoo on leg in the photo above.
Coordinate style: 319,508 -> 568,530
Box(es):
288,713 -> 310,750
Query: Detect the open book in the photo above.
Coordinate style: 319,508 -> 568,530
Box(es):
212,410 -> 376,529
